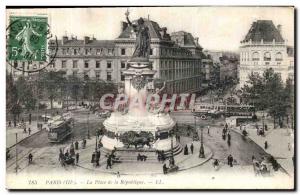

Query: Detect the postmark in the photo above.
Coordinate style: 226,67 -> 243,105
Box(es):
6,15 -> 58,73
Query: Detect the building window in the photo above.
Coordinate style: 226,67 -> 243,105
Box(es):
108,49 -> 113,55
264,52 -> 271,61
121,61 -> 126,69
107,72 -> 112,81
96,72 -> 100,80
121,48 -> 126,55
150,48 -> 153,55
96,61 -> 100,68
62,60 -> 67,68
107,61 -> 112,69
275,52 -> 283,61
265,62 -> 270,65
62,49 -> 66,55
252,52 -> 259,61
73,60 -> 78,68
121,73 -> 125,81
277,62 -> 281,65
73,71 -> 78,76
74,49 -> 77,55
96,49 -> 101,55
13,61 -> 18,68
84,61 -> 89,68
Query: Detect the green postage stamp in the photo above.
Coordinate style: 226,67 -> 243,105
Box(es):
8,16 -> 48,62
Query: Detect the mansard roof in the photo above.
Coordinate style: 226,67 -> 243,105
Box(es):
242,20 -> 284,43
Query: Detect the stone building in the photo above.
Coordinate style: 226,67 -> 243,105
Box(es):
8,18 -> 207,94
239,20 -> 292,86
45,18 -> 204,94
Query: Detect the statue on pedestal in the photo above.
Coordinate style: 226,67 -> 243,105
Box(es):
125,9 -> 151,61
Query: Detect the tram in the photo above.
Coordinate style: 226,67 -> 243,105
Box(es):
193,103 -> 255,119
48,116 -> 73,143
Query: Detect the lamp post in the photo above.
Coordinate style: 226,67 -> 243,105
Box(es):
87,111 -> 90,139
199,128 -> 205,158
170,129 -> 175,166
262,112 -> 265,133
95,129 -> 98,151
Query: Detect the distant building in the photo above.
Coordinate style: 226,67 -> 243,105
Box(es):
239,20 -> 292,86
204,50 -> 239,87
8,18 -> 207,94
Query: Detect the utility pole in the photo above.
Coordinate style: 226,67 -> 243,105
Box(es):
199,128 -> 205,158
15,133 -> 19,174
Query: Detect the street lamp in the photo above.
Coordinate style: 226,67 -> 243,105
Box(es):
262,113 -> 265,133
95,129 -> 98,151
169,129 -> 175,166
199,128 -> 205,158
87,111 -> 90,139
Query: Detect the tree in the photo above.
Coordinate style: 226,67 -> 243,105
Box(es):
242,68 -> 290,128
39,70 -> 66,111
15,76 -> 37,112
67,75 -> 82,106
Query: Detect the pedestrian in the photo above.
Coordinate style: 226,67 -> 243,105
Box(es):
28,128 -> 31,135
265,124 -> 268,131
225,123 -> 228,130
213,159 -> 219,170
83,139 -> 87,148
106,157 -> 112,169
28,153 -> 33,164
23,127 -> 27,133
222,132 -> 226,140
29,113 -> 32,125
96,150 -> 101,167
227,154 -> 233,167
75,153 -> 79,165
184,145 -> 189,155
288,143 -> 291,151
190,143 -> 194,154
75,141 -> 79,150
163,163 -> 168,174
264,141 -> 268,150
207,125 -> 210,135
8,120 -> 11,127
239,124 -> 242,131
91,152 -> 95,164
70,143 -> 75,156
227,133 -> 231,142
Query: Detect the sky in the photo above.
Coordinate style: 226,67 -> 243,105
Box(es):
6,7 -> 294,51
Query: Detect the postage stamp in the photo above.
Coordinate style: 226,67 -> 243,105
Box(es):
8,16 -> 48,62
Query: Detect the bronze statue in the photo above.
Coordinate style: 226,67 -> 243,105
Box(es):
125,10 -> 151,61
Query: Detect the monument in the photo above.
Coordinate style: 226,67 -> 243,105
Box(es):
101,11 -> 179,154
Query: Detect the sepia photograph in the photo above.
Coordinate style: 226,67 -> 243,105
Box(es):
5,6 -> 295,190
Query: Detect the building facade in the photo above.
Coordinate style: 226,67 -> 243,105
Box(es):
239,20 -> 293,86
43,18 -> 204,94
7,18 -> 208,94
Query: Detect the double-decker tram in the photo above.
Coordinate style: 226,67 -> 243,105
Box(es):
48,116 -> 73,143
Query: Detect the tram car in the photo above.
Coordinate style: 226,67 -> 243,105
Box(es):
48,117 -> 73,143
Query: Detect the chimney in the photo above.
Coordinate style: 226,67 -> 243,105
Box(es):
84,36 -> 90,44
277,24 -> 282,34
62,36 -> 68,45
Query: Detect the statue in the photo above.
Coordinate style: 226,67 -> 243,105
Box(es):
125,9 -> 151,61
